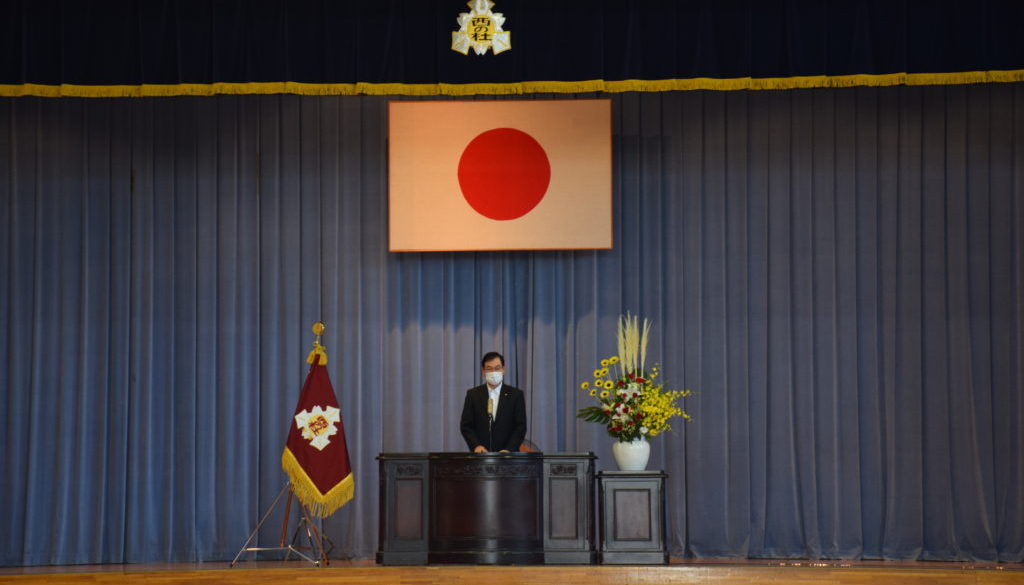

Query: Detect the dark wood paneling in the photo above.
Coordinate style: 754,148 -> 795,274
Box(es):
549,478 -> 577,539
598,471 -> 668,565
378,452 -> 596,565
543,454 -> 596,564
612,489 -> 651,540
377,454 -> 430,564
393,478 -> 423,539
428,453 -> 544,564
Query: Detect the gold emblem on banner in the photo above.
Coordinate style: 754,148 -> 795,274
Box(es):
452,0 -> 510,56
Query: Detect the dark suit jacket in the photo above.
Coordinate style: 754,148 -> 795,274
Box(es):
460,383 -> 527,452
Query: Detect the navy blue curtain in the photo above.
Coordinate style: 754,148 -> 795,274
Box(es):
1,85 -> 1023,565
4,0 -> 1022,87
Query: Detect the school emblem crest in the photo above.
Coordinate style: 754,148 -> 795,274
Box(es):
294,405 -> 341,451
452,0 -> 511,56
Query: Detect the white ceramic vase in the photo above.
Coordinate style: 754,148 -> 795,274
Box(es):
611,437 -> 651,471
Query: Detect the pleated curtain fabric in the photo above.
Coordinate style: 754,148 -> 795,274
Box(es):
1,85 -> 1022,564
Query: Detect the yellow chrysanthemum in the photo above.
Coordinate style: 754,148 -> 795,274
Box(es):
603,380 -> 615,389
589,389 -> 598,396
600,390 -> 610,399
599,368 -> 609,377
609,356 -> 619,364
600,359 -> 609,367
593,369 -> 603,378
581,381 -> 590,390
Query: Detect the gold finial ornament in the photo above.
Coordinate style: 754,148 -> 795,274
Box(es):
307,321 -> 328,365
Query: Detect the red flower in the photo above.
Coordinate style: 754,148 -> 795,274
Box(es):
636,378 -> 645,383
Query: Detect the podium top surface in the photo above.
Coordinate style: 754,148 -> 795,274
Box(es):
377,451 -> 596,460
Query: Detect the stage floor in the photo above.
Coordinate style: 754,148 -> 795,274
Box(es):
1,559 -> 1022,585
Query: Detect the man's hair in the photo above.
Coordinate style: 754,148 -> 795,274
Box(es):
481,351 -> 505,368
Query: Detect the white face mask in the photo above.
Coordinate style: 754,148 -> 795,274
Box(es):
485,371 -> 503,386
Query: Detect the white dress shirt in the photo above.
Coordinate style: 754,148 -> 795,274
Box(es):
487,383 -> 502,419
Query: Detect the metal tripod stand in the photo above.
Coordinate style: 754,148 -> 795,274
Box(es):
230,481 -> 333,567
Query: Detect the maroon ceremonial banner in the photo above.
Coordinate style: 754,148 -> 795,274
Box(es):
281,349 -> 354,517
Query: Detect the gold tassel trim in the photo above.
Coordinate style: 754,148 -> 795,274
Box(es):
3,70 -> 1023,98
281,447 -> 354,518
306,341 -> 328,365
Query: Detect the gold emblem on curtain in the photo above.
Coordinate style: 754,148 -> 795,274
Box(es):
452,0 -> 511,55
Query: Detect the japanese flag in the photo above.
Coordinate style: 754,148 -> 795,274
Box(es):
388,99 -> 612,252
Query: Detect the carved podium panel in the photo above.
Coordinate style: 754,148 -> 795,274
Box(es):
377,454 -> 430,565
543,455 -> 597,564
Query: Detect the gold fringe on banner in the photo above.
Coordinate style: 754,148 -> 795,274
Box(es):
281,447 -> 354,519
2,70 -> 1024,98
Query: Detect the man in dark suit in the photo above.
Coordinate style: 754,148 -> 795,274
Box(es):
460,351 -> 527,452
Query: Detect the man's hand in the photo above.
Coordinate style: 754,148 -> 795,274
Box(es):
473,445 -> 487,453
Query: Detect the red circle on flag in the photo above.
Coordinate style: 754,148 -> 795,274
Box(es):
457,128 -> 551,221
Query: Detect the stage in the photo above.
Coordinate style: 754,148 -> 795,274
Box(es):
1,559 -> 1020,585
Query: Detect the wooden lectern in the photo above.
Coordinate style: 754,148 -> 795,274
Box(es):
377,452 -> 596,565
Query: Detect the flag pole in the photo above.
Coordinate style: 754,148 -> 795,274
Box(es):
230,321 -> 340,568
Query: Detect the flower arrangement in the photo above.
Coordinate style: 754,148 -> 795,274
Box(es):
577,314 -> 691,442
